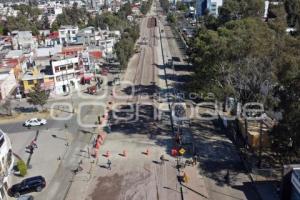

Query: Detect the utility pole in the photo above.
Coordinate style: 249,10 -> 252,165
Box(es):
258,120 -> 263,168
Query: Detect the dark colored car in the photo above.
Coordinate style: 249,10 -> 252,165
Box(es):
8,176 -> 46,197
17,195 -> 34,200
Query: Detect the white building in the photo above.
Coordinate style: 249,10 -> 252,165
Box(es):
207,0 -> 223,16
97,37 -> 116,56
11,31 -> 36,51
76,27 -> 97,45
50,56 -> 81,94
47,5 -> 63,15
58,26 -> 79,45
0,129 -> 14,200
195,0 -> 223,17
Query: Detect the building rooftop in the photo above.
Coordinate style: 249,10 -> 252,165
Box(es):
5,50 -> 23,59
22,69 -> 48,81
59,25 -> 78,30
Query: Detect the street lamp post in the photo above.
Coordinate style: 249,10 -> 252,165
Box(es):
258,119 -> 263,168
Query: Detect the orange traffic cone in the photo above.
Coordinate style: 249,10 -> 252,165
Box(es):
145,148 -> 150,156
123,150 -> 127,157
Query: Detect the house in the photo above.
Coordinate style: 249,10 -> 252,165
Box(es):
50,55 -> 82,94
195,0 -> 223,17
46,5 -> 63,15
22,54 -> 83,95
0,129 -> 14,200
11,31 -> 35,51
131,6 -> 140,15
127,15 -> 134,22
207,0 -> 223,16
21,67 -> 55,95
97,37 -> 116,57
5,50 -> 29,75
58,25 -> 79,45
76,26 -> 97,45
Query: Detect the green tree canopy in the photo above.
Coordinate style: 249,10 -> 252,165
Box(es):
189,18 -> 277,103
218,0 -> 264,24
27,83 -> 49,110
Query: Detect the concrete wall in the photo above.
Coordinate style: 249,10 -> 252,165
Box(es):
0,69 -> 17,101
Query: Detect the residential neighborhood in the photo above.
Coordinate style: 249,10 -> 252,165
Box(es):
0,0 -> 299,200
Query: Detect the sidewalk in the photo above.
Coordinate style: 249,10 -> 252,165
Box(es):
8,129 -> 69,199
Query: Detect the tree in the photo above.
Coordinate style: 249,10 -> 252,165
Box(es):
270,35 -> 300,163
189,18 -> 277,104
285,0 -> 300,33
117,2 -> 132,20
27,83 -> 49,111
51,21 -> 59,32
2,99 -> 12,116
140,0 -> 153,15
218,0 -> 264,24
4,5 -> 43,35
176,2 -> 188,12
159,0 -> 170,12
167,13 -> 176,24
54,6 -> 88,27
41,15 -> 50,30
271,77 -> 300,163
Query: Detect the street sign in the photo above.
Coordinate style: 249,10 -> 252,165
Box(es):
179,148 -> 185,155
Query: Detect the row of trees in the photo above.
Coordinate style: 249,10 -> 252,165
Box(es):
115,25 -> 140,69
0,4 -> 43,35
188,0 -> 300,162
51,3 -> 88,31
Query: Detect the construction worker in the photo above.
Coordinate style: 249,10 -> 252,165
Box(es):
224,169 -> 230,184
183,172 -> 189,183
160,154 -> 165,165
107,159 -> 112,170
192,154 -> 197,166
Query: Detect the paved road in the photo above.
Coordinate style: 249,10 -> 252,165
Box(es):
85,1 -> 184,200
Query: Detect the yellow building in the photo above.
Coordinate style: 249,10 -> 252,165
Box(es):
22,68 -> 55,94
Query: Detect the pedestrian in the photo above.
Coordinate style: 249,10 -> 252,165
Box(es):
31,139 -> 38,148
29,145 -> 34,154
160,154 -> 165,165
107,159 -> 112,170
224,169 -> 230,184
192,154 -> 197,166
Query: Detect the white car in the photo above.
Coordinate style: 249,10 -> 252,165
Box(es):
23,118 -> 47,127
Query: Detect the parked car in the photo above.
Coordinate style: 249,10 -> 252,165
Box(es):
8,176 -> 46,198
17,195 -> 34,200
23,118 -> 47,127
